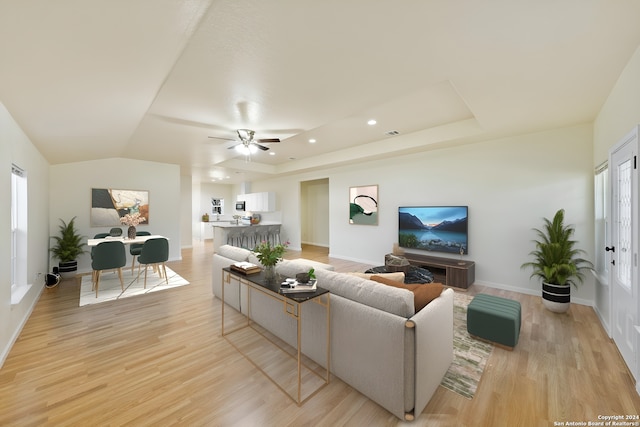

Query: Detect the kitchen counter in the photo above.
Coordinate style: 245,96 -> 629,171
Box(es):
210,222 -> 250,228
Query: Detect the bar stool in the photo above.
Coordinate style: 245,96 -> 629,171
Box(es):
242,226 -> 259,249
256,225 -> 270,245
226,228 -> 244,247
267,224 -> 281,245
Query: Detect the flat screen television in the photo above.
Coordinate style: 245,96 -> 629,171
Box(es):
398,206 -> 468,255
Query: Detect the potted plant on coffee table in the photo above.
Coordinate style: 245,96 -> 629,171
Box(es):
521,209 -> 593,313
50,216 -> 86,280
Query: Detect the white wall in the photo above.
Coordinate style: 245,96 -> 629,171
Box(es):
49,158 -> 182,274
180,175 -> 192,248
0,102 -> 50,366
190,181 -> 234,241
250,124 -> 596,304
593,44 -> 640,330
594,44 -> 640,165
198,182 -> 233,219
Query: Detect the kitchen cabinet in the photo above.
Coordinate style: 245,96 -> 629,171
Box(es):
238,192 -> 275,212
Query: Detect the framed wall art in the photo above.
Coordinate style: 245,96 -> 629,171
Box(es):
91,188 -> 149,227
349,185 -> 378,225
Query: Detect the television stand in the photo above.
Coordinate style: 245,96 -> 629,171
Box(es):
402,253 -> 475,290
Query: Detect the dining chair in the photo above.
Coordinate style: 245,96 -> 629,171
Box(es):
109,227 -> 122,237
91,233 -> 110,260
129,231 -> 151,274
137,237 -> 169,288
91,241 -> 126,298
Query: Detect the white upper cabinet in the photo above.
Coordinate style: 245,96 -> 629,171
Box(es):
238,192 -> 276,212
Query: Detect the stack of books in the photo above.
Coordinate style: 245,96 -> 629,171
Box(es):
280,279 -> 317,293
230,262 -> 261,275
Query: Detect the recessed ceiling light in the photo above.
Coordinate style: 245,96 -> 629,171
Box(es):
367,119 -> 377,125
269,152 -> 275,156
309,138 -> 316,143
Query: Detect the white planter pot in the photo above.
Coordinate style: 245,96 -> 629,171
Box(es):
542,282 -> 570,313
58,260 -> 78,280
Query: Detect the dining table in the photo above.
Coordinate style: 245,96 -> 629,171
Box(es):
87,234 -> 167,247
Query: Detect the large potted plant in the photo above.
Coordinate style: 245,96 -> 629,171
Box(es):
521,209 -> 593,313
50,217 -> 86,279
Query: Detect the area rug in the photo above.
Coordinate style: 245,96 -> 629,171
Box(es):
440,292 -> 494,399
79,266 -> 189,307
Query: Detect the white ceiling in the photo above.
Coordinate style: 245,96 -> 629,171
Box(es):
2,1 -> 640,183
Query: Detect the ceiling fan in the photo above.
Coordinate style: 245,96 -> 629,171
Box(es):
208,129 -> 280,155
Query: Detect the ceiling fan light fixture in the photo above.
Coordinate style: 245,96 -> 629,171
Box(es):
237,129 -> 254,141
235,143 -> 258,155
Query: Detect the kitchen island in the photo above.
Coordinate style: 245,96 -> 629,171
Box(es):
211,222 -> 281,252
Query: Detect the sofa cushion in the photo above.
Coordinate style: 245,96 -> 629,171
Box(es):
217,245 -> 251,262
275,261 -> 414,317
286,258 -> 335,271
347,272 -> 405,282
370,275 -> 444,312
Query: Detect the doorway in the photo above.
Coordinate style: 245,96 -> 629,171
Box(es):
609,125 -> 639,385
300,178 -> 330,253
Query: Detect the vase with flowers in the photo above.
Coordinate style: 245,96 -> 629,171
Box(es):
120,212 -> 146,239
253,240 -> 289,281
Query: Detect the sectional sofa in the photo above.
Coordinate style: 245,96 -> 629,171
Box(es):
211,245 -> 454,420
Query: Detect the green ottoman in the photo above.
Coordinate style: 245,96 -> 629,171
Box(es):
467,294 -> 521,350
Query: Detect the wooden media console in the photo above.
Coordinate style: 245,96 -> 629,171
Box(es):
402,253 -> 475,289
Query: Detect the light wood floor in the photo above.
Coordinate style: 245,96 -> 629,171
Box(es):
0,241 -> 639,426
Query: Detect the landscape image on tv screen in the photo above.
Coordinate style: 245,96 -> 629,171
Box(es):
398,206 -> 468,255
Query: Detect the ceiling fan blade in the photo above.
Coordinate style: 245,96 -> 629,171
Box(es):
208,136 -> 237,142
256,138 -> 280,143
254,143 -> 270,151
227,143 -> 242,150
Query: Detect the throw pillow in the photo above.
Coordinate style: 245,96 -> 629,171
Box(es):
370,275 -> 444,312
347,272 -> 405,282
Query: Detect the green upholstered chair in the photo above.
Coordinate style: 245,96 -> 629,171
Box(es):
109,227 -> 122,237
91,241 -> 126,298
91,233 -> 110,259
129,231 -> 151,273
137,238 -> 169,288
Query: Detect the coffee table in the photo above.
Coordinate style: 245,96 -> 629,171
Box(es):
221,267 -> 331,405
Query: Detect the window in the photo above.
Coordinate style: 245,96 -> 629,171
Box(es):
11,164 -> 29,304
594,162 -> 609,285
